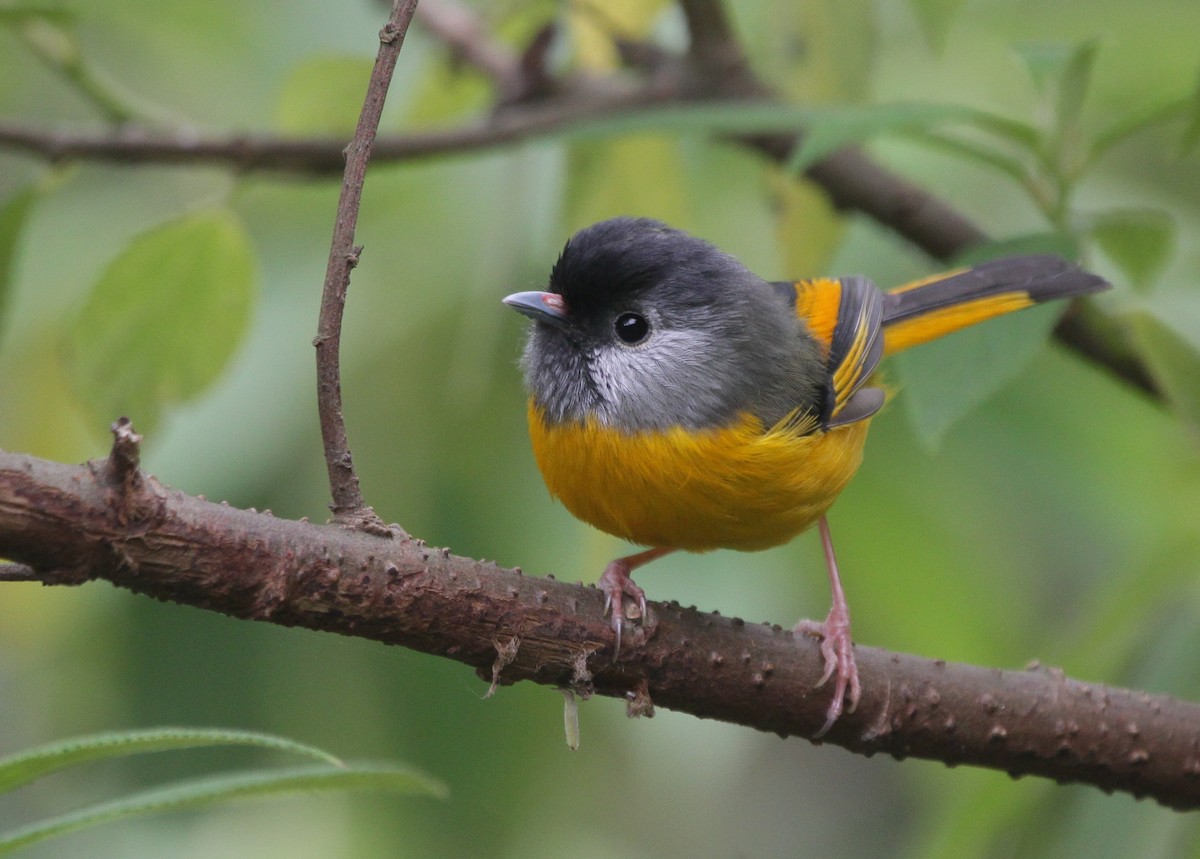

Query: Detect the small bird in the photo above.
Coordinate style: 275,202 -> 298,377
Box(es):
504,217 -> 1108,734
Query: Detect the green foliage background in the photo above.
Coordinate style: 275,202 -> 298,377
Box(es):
1,0 -> 1199,856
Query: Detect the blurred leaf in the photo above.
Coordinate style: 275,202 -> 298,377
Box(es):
1089,97 -> 1194,164
17,14 -> 134,123
896,234 -> 1086,446
1054,39 -> 1099,137
730,0 -> 876,103
1013,41 -> 1084,99
0,186 -> 38,347
1183,69 -> 1200,153
952,109 -> 1044,149
895,301 -> 1064,449
771,169 -> 845,279
566,134 -> 689,228
568,0 -> 673,70
274,56 -> 373,135
557,100 -> 950,146
1090,209 -> 1174,292
952,232 -> 1081,265
566,101 -> 815,141
0,762 -> 447,855
787,102 -> 995,172
1130,310 -> 1200,430
908,0 -> 966,53
0,7 -> 74,24
909,130 -> 1032,185
403,55 -> 491,129
17,16 -> 78,67
1013,40 -> 1098,165
0,728 -> 343,794
65,209 -> 256,433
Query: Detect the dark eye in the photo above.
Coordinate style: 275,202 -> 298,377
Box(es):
614,312 -> 650,344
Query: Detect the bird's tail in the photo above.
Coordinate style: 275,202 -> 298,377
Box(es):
880,256 -> 1108,356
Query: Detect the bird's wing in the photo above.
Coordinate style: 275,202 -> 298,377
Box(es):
781,276 -> 886,429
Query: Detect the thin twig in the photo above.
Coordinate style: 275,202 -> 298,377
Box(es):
0,7 -> 1161,398
314,0 -> 420,532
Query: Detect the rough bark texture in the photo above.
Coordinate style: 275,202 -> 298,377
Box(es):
3,447 -> 1198,810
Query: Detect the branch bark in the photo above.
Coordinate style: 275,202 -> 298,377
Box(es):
314,0 -> 419,531
0,0 -> 1182,817
2,442 -> 1198,809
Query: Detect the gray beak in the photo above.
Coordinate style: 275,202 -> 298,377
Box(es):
503,291 -> 569,326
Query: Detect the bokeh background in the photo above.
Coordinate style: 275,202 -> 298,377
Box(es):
2,0 -> 1200,856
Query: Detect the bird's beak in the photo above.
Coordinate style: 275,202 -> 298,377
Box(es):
503,291 -> 569,326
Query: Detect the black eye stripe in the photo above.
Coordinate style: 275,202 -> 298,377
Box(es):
614,312 -> 650,344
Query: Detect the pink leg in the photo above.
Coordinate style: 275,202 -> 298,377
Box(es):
794,516 -> 861,737
599,546 -> 675,656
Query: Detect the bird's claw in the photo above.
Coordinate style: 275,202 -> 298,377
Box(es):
796,605 -> 860,738
599,560 -> 647,660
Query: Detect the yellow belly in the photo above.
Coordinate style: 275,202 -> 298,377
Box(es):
527,401 -> 871,552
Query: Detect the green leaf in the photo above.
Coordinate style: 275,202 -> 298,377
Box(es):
0,762 -> 446,855
403,52 -> 492,130
1013,40 -> 1099,157
0,728 -> 343,794
895,234 -> 1087,446
1090,208 -> 1174,292
785,102 -> 995,173
1089,96 -> 1193,164
563,101 -> 817,141
1130,309 -> 1200,430
274,56 -> 374,135
0,7 -> 74,25
1054,39 -> 1099,136
896,301 -> 1065,449
1013,42 -> 1080,97
65,209 -> 256,433
908,0 -> 966,53
0,186 -> 38,347
908,131 -> 1031,185
1182,69 -> 1200,153
732,0 -> 876,103
18,16 -> 79,68
952,231 -> 1081,265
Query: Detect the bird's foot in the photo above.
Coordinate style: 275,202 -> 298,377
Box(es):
795,600 -> 860,737
599,558 -> 648,658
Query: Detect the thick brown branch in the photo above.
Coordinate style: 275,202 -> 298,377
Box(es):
2,447 -> 1199,809
315,0 -> 419,530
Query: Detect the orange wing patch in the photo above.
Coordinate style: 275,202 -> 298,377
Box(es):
792,277 -> 843,352
792,276 -> 885,427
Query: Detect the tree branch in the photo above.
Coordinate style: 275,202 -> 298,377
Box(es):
2,442 -> 1198,809
0,563 -> 38,582
0,0 -> 1179,816
0,70 -> 1153,398
314,0 -> 419,531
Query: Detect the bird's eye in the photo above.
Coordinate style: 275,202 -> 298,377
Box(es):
614,312 -> 650,345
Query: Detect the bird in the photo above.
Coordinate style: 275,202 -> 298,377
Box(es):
503,216 -> 1109,735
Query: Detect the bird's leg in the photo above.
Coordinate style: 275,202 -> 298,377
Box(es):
599,546 -> 675,657
794,516 -> 861,737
